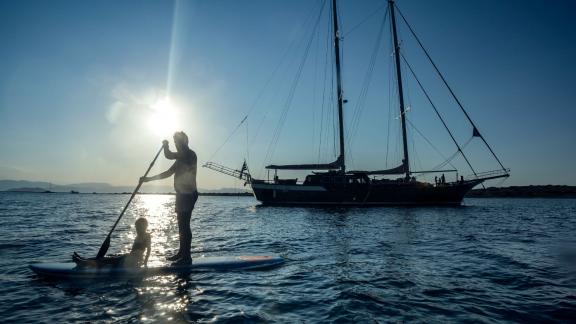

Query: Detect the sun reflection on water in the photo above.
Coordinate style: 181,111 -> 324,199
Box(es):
130,194 -> 178,267
126,195 -> 199,322
133,276 -> 195,322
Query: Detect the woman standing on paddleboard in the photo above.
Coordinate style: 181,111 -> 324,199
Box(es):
140,131 -> 198,265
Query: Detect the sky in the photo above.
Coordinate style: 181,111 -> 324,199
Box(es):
0,0 -> 575,189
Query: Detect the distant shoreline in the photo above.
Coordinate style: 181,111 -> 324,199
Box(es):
2,185 -> 576,198
0,190 -> 253,196
0,189 -> 253,197
467,185 -> 576,198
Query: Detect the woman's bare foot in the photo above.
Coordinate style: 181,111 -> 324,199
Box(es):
171,256 -> 192,266
166,252 -> 182,261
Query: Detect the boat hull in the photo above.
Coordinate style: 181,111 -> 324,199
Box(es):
251,181 -> 480,206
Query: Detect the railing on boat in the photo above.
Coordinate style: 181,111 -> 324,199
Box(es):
203,162 -> 251,182
467,169 -> 510,181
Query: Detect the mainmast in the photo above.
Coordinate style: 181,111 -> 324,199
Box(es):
332,0 -> 346,173
389,0 -> 410,179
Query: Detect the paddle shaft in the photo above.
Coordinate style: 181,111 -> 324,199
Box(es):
96,145 -> 164,258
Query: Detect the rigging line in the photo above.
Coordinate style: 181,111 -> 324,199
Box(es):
207,116 -> 247,163
346,6 -> 389,161
433,149 -> 455,170
311,14 -> 322,159
264,0 -> 327,165
400,53 -> 478,177
405,118 -> 456,170
331,62 -> 337,157
433,136 -> 473,171
411,129 -> 425,179
245,119 -> 250,166
268,1 -> 326,154
342,1 -> 387,38
388,18 -> 403,168
434,150 -> 459,171
318,7 -> 332,163
330,2 -> 337,159
395,4 -> 507,172
346,30 -> 376,142
386,36 -> 394,167
400,54 -> 418,172
249,111 -> 267,144
207,1 -> 323,164
406,116 -> 419,173
346,7 -> 389,148
345,25 -> 379,146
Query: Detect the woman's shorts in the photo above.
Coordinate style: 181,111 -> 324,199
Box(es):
175,191 -> 198,213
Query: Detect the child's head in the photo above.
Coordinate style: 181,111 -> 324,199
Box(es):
135,217 -> 148,235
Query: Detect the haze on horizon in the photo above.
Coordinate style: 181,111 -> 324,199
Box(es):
1,0 -> 575,190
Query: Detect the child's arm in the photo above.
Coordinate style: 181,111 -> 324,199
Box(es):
144,234 -> 151,267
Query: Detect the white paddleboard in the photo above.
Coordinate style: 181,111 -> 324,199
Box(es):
30,255 -> 284,279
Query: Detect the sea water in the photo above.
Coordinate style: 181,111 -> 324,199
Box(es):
0,192 -> 574,322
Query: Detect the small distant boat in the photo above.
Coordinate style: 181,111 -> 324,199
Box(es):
70,190 -> 79,194
205,0 -> 509,206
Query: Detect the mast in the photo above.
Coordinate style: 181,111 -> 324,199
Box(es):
332,0 -> 346,173
389,0 -> 410,179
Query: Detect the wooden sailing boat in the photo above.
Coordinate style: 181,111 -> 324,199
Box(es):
205,0 -> 509,206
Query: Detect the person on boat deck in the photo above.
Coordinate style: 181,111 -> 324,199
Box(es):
140,131 -> 198,266
72,218 -> 151,267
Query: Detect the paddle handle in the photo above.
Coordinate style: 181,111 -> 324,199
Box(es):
96,145 -> 164,258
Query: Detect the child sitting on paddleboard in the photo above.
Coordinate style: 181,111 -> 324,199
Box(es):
72,218 -> 151,268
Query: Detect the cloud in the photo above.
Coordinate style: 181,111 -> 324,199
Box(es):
106,82 -> 163,126
0,165 -> 38,181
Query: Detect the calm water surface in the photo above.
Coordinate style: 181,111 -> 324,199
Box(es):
0,193 -> 575,323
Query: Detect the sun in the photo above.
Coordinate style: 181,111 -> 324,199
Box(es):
147,97 -> 180,137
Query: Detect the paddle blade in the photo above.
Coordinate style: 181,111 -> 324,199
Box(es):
96,235 -> 111,259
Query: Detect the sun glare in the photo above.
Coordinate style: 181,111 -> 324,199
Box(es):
148,97 -> 180,137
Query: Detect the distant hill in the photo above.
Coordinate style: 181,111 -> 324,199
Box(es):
467,185 -> 576,198
4,187 -> 50,193
0,180 -> 51,192
0,179 -> 170,193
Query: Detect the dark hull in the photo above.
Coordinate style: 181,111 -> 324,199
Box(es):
251,180 -> 481,206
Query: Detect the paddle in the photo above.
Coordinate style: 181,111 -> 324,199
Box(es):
96,145 -> 164,259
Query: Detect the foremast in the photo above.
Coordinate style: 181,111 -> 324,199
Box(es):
332,0 -> 346,173
389,0 -> 410,179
